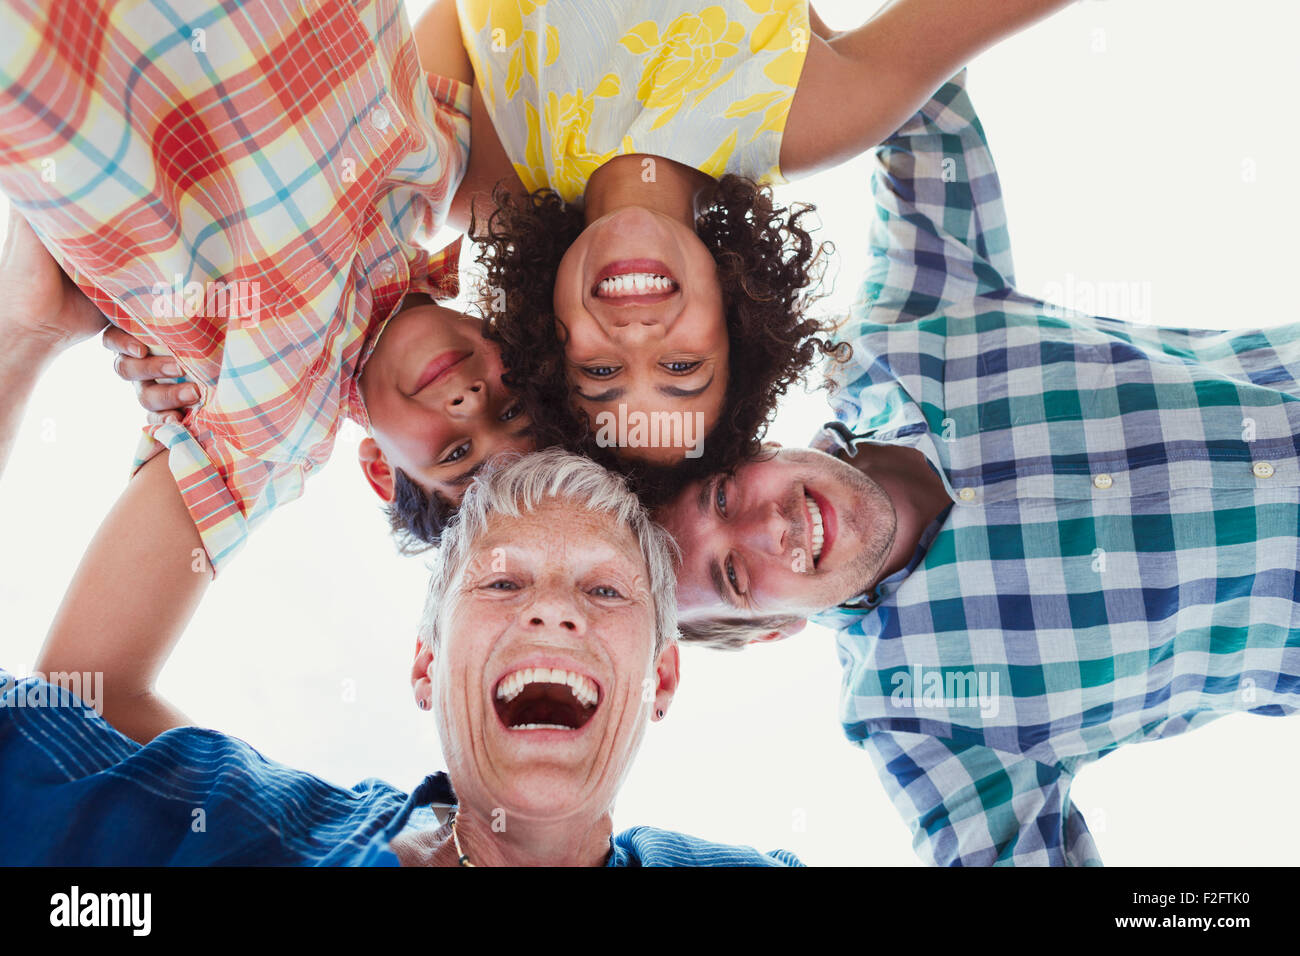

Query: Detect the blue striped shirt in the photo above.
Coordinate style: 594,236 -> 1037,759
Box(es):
0,670 -> 800,867
811,70 -> 1300,865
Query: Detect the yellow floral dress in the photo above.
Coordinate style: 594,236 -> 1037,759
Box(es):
457,0 -> 811,203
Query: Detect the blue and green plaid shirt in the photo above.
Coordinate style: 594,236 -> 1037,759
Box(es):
812,70 -> 1300,865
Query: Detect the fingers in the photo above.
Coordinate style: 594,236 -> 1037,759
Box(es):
136,381 -> 196,415
113,351 -> 184,383
101,324 -> 149,358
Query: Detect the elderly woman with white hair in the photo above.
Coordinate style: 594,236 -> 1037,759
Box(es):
0,449 -> 800,867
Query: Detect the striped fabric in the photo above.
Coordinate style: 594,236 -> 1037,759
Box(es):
811,70 -> 1300,865
0,0 -> 468,571
0,670 -> 801,866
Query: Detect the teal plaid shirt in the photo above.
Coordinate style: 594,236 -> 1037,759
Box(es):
812,70 -> 1300,865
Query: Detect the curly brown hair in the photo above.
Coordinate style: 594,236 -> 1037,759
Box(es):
469,176 -> 848,507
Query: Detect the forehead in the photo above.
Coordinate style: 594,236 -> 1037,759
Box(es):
467,499 -> 644,567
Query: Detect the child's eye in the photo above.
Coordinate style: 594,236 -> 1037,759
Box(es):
440,441 -> 470,464
583,365 -> 620,379
662,360 -> 701,375
500,403 -> 523,422
590,585 -> 623,599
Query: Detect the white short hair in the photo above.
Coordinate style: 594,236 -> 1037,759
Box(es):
418,448 -> 679,656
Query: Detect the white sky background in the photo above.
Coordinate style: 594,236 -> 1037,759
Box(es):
2,0 -> 1298,865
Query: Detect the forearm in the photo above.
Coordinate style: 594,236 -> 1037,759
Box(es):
0,329 -> 59,481
839,0 -> 1074,105
783,0 -> 1072,178
36,451 -> 211,744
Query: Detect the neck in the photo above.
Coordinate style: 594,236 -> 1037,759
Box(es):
582,153 -> 714,226
434,804 -> 614,868
851,443 -> 951,586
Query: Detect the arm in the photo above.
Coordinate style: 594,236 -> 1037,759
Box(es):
0,209 -> 208,743
411,0 -> 527,234
857,69 -> 1016,323
862,728 -> 1102,865
36,451 -> 209,744
0,213 -> 106,479
782,0 -> 1073,179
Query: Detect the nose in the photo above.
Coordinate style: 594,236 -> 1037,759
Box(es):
738,500 -> 788,558
446,379 -> 488,417
519,583 -> 586,635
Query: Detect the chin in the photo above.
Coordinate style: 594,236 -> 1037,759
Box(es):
487,766 -> 602,818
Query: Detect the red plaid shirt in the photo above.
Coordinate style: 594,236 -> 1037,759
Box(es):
0,0 -> 468,571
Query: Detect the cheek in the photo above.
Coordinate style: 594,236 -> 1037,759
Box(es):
553,240 -> 588,316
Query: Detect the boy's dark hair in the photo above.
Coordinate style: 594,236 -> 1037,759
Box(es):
469,176 -> 850,507
384,469 -> 455,555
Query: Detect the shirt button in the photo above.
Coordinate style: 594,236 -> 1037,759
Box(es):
369,106 -> 391,131
958,487 -> 976,501
1093,473 -> 1113,490
377,261 -> 397,279
1253,461 -> 1275,479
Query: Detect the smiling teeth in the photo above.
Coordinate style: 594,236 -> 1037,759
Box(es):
511,723 -> 572,731
595,274 -> 676,298
805,493 -> 824,563
495,668 -> 599,708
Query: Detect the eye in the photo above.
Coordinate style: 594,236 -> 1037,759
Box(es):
485,579 -> 518,591
440,441 -> 471,464
724,556 -> 742,597
714,480 -> 728,517
662,360 -> 702,375
583,365 -> 620,379
499,402 -> 523,422
590,585 -> 623,599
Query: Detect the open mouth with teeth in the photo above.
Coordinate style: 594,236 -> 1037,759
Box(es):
494,667 -> 600,732
592,272 -> 679,301
804,492 -> 825,568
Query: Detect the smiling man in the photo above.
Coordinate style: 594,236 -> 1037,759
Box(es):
0,450 -> 801,867
656,69 -> 1300,865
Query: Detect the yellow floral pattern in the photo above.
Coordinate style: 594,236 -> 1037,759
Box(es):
457,0 -> 811,202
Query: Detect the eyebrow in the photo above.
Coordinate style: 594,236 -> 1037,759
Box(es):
445,424 -> 534,486
447,461 -> 485,488
697,475 -> 715,516
576,372 -> 716,404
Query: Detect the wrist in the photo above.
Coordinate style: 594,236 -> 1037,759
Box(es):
5,323 -> 69,365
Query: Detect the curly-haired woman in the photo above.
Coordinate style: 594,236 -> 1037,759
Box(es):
425,0 -> 1071,502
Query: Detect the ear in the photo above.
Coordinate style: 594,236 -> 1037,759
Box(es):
358,437 -> 396,503
649,643 -> 681,721
749,618 -> 807,645
411,637 -> 434,711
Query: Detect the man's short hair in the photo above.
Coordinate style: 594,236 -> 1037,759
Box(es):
418,448 -> 680,656
677,614 -> 806,651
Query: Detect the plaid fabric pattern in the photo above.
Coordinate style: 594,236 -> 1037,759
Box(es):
812,70 -> 1300,865
0,0 -> 469,571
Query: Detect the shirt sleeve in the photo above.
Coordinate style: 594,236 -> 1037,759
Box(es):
134,417 -> 311,575
862,728 -> 1102,866
856,67 -> 1016,323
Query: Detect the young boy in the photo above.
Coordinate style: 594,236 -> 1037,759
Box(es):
0,0 -> 533,742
